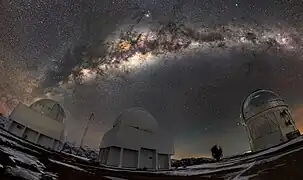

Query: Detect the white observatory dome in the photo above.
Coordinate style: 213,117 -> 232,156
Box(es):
29,99 -> 66,123
113,107 -> 159,133
241,90 -> 286,121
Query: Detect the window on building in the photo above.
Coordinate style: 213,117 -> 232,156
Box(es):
16,124 -> 23,129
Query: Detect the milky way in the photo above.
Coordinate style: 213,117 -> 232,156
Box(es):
1,0 -> 303,158
41,18 -> 303,100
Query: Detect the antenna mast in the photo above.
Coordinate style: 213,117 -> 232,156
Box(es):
80,112 -> 94,148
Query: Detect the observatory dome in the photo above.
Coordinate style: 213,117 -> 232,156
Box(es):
29,99 -> 66,123
113,107 -> 159,133
241,90 -> 286,121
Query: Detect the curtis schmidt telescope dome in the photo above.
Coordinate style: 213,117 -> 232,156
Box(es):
241,90 -> 286,121
29,99 -> 66,123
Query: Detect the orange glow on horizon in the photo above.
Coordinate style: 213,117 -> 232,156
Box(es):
293,106 -> 303,134
173,150 -> 211,160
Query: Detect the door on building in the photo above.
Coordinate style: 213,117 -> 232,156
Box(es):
139,148 -> 155,169
23,128 -> 38,143
37,134 -> 53,149
122,149 -> 138,168
158,154 -> 169,169
9,122 -> 25,137
107,146 -> 120,167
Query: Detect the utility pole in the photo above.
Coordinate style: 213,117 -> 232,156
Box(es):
79,112 -> 94,148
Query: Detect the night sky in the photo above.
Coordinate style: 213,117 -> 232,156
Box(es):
0,0 -> 303,159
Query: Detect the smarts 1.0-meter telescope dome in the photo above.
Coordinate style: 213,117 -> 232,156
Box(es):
241,90 -> 300,152
99,108 -> 174,170
7,99 -> 66,151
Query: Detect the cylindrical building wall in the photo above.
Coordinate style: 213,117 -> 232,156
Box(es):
241,90 -> 300,152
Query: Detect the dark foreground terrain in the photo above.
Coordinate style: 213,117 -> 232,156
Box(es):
1,128 -> 303,180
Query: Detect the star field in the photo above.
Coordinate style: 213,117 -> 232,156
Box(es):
0,0 -> 303,158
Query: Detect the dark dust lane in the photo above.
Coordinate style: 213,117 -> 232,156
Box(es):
1,0 -> 303,166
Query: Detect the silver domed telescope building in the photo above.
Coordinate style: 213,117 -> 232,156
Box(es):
241,90 -> 301,152
7,99 -> 66,151
99,108 -> 174,170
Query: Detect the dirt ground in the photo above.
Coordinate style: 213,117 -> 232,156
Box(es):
1,129 -> 303,180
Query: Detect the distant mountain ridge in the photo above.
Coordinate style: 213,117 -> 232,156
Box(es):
171,157 -> 215,168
